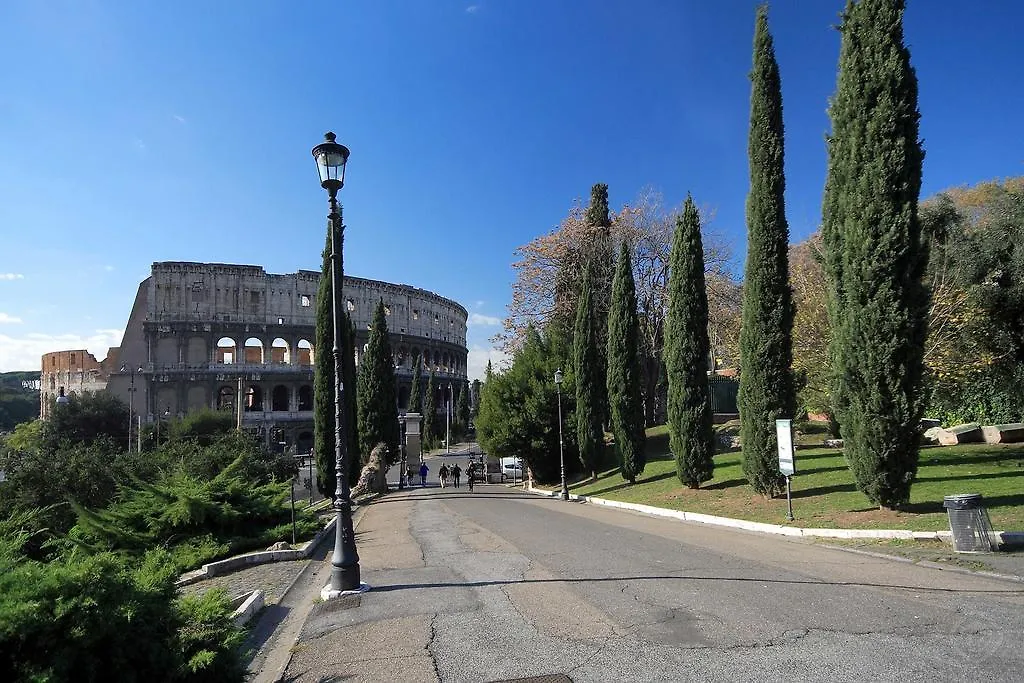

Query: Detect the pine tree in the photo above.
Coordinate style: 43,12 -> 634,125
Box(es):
739,5 -> 795,498
665,196 -> 714,488
313,227 -> 337,497
356,300 -> 400,465
456,381 -> 470,435
821,0 -> 927,509
408,353 -> 423,414
607,240 -> 646,484
423,370 -> 438,448
573,258 -> 603,479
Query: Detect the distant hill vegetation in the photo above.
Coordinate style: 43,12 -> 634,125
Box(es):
0,371 -> 40,430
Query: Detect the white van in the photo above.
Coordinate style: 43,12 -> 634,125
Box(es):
499,456 -> 525,482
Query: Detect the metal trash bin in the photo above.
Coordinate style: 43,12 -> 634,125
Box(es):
943,493 -> 995,553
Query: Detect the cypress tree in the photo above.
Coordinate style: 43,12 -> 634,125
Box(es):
456,381 -> 470,436
343,312 -> 360,484
407,353 -> 423,413
739,5 -> 795,498
356,300 -> 400,465
665,196 -> 715,488
821,0 -> 927,509
573,258 -> 603,479
607,240 -> 646,484
313,226 -> 338,497
423,370 -> 438,448
587,183 -> 614,430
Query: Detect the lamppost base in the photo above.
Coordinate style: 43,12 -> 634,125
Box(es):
561,489 -> 570,501
321,582 -> 371,601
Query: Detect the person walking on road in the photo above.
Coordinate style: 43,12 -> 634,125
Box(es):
419,462 -> 429,486
452,463 -> 462,488
439,463 -> 449,489
405,465 -> 414,487
466,462 -> 476,492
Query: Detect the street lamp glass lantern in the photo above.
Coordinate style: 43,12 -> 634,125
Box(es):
554,369 -> 563,385
312,132 -> 350,191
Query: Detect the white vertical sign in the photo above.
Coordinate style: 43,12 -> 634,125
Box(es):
776,419 -> 795,476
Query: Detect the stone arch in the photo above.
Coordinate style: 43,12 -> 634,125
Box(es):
216,337 -> 238,364
271,337 -> 290,364
297,385 -> 313,411
187,336 -> 207,365
297,339 -> 313,366
244,337 -> 264,364
188,386 -> 207,411
156,387 -> 177,415
246,385 -> 264,411
216,385 -> 235,410
271,385 -> 289,412
156,336 -> 177,364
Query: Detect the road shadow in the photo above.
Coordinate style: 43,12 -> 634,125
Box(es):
368,573 -> 1022,595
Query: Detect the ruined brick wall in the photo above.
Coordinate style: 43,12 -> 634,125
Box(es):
40,349 -> 111,419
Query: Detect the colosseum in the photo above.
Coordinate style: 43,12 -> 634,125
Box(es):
41,261 -> 468,453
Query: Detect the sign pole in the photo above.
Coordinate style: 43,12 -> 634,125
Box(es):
776,418 -> 796,522
785,475 -> 794,522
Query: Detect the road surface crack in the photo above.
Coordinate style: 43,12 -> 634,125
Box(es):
427,612 -> 441,682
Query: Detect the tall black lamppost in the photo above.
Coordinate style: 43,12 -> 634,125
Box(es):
554,368 -> 569,501
121,364 -> 142,453
446,382 -> 452,454
313,131 -> 364,596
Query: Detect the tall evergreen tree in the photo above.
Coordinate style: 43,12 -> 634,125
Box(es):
456,381 -> 470,434
313,228 -> 338,497
407,353 -> 423,414
587,183 -> 614,431
423,370 -> 438,447
821,0 -> 927,509
573,258 -> 604,479
607,240 -> 646,484
739,5 -> 795,498
343,312 -> 361,485
356,300 -> 400,465
665,196 -> 715,488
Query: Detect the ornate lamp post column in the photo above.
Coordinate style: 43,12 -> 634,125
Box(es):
121,364 -> 142,453
446,382 -> 452,453
555,368 -> 569,501
313,131 -> 365,597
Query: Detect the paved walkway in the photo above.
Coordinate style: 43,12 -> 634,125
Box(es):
273,483 -> 1024,682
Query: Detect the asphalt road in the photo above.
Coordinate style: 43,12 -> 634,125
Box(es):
284,475 -> 1024,682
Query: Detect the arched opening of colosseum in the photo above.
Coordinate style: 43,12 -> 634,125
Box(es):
297,385 -> 313,411
216,337 -> 238,364
297,431 -> 313,455
271,338 -> 290,364
156,336 -> 177,365
272,385 -> 289,412
188,386 -> 207,411
217,385 -> 235,410
187,336 -> 207,365
246,385 -> 264,411
244,337 -> 264,364
297,339 -> 313,366
157,388 -> 177,416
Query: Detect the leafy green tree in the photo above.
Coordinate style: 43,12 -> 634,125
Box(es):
607,241 -> 646,484
165,409 -> 235,446
356,300 -> 400,465
408,353 -> 423,413
476,327 -> 565,483
573,259 -> 604,480
821,0 -> 927,509
42,390 -> 128,453
423,370 -> 438,448
666,196 -> 715,488
739,5 -> 795,498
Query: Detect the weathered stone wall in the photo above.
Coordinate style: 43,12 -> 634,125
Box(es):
40,349 -> 117,419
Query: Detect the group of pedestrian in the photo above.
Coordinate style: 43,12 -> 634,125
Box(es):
439,462 -> 463,488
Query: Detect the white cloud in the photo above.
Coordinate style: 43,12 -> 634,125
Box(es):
468,312 -> 501,327
466,5 -> 479,13
0,273 -> 24,281
0,313 -> 23,324
134,138 -> 146,152
173,114 -> 187,124
104,265 -> 115,272
466,344 -> 509,381
475,300 -> 485,309
0,328 -> 123,372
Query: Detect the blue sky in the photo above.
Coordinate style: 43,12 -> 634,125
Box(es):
1,1 -> 1021,377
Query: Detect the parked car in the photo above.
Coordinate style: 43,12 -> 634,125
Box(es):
499,457 -> 524,482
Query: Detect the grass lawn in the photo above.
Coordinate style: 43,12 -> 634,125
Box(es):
560,424 -> 1024,531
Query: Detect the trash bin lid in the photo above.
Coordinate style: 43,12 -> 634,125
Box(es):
943,493 -> 983,510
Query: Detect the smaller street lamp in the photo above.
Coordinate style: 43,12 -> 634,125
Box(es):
554,369 -> 569,501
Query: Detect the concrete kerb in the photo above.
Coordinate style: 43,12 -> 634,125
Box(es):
525,484 -> 1021,546
175,493 -> 386,589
